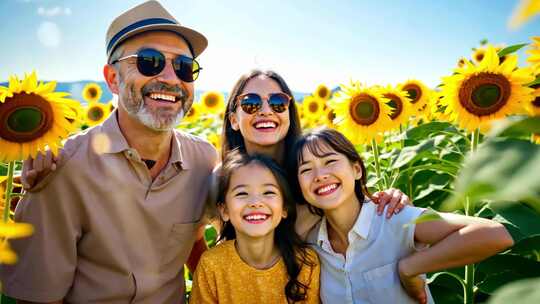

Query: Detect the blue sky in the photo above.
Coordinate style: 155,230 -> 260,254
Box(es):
1,0 -> 539,93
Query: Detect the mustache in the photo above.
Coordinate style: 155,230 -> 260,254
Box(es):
141,82 -> 188,101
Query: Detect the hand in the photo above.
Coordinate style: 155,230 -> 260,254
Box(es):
372,188 -> 412,218
21,149 -> 62,190
398,260 -> 428,304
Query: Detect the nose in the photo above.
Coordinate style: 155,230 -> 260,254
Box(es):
156,60 -> 181,85
257,98 -> 273,116
313,167 -> 329,183
248,197 -> 264,208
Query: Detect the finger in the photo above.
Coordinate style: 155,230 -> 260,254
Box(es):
395,195 -> 410,213
402,193 -> 413,206
42,150 -> 54,172
33,152 -> 45,172
387,189 -> 401,218
23,170 -> 37,190
21,157 -> 34,187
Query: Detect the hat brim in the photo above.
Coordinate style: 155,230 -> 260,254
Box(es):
107,23 -> 208,58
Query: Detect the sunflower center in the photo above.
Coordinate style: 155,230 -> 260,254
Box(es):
205,96 -> 218,107
88,106 -> 104,121
318,87 -> 329,99
309,102 -> 319,113
403,84 -> 422,104
475,52 -> 485,62
349,94 -> 380,126
532,96 -> 540,108
384,94 -> 403,119
0,93 -> 54,143
459,73 -> 511,116
88,88 -> 98,99
327,110 -> 336,122
187,107 -> 196,117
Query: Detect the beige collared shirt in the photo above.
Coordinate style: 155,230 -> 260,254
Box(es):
0,113 -> 218,303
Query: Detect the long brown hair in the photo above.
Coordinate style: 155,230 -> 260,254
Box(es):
288,128 -> 372,216
217,150 -> 316,303
221,70 -> 302,163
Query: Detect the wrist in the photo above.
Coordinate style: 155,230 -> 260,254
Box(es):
398,257 -> 416,278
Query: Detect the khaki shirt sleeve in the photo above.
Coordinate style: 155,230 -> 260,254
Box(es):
0,170 -> 82,302
190,254 -> 218,304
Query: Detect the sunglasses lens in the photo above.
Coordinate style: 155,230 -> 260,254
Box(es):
240,94 -> 262,114
137,49 -> 165,76
173,55 -> 200,82
268,93 -> 290,113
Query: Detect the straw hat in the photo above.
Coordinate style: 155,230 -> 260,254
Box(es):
105,0 -> 207,58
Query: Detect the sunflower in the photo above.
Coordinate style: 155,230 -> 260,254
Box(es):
527,87 -> 540,116
302,96 -> 325,121
323,107 -> 337,129
457,57 -> 467,68
378,85 -> 413,130
200,91 -> 224,114
82,82 -> 103,103
85,102 -> 110,127
206,132 -> 221,150
314,84 -> 331,100
509,0 -> 540,29
398,79 -> 431,120
183,102 -> 201,124
440,45 -> 535,133
329,81 -> 393,144
526,36 -> 540,74
0,72 -> 79,162
472,48 -> 487,64
0,222 -> 34,264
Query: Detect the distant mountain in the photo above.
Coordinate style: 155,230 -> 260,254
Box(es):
0,81 -> 310,104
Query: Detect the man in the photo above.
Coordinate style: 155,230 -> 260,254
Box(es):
0,1 -> 217,303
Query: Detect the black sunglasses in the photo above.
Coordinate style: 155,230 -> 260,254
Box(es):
236,92 -> 291,114
111,48 -> 201,82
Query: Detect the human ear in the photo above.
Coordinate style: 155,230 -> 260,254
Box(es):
282,208 -> 288,219
218,203 -> 230,221
103,64 -> 120,95
353,162 -> 363,180
229,112 -> 240,131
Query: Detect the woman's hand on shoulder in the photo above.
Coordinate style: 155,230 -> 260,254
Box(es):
371,188 -> 412,218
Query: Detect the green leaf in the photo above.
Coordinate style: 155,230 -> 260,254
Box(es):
404,208 -> 442,227
442,138 -> 540,212
528,76 -> 540,87
497,43 -> 528,57
490,202 -> 540,241
392,139 -> 436,169
487,116 -> 540,138
487,277 -> 540,304
204,225 -> 218,247
510,234 -> 540,256
406,121 -> 456,141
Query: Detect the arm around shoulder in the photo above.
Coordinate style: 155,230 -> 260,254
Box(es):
399,212 -> 514,277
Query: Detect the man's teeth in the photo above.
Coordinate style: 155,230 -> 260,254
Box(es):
149,93 -> 176,102
244,214 -> 269,221
317,184 -> 338,195
255,121 -> 277,129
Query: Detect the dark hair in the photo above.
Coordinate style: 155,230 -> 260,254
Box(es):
220,70 -> 302,164
217,150 -> 315,303
288,128 -> 372,216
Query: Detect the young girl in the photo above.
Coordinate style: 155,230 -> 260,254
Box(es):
290,128 -> 514,304
190,150 -> 320,304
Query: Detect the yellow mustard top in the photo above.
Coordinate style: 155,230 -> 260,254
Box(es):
190,240 -> 320,304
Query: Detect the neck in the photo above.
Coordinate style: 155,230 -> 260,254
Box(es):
245,141 -> 285,165
234,232 -> 280,270
117,108 -> 172,160
325,194 -> 362,247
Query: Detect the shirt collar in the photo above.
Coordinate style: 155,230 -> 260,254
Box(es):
100,111 -> 187,169
317,199 -> 376,247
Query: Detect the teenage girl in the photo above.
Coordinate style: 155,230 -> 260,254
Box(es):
190,150 -> 320,304
290,128 -> 514,304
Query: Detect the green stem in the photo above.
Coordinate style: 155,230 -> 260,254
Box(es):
371,139 -> 384,191
3,161 -> 15,223
464,129 -> 480,304
400,125 -> 405,150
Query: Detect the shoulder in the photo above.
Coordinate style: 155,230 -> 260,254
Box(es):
384,204 -> 426,227
174,129 -> 218,164
200,240 -> 235,265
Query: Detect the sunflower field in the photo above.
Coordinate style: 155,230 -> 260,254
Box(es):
1,33 -> 540,304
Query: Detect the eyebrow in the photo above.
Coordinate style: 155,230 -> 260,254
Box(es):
299,152 -> 338,166
231,183 -> 278,192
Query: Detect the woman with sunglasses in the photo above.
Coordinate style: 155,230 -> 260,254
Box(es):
219,70 -> 411,239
